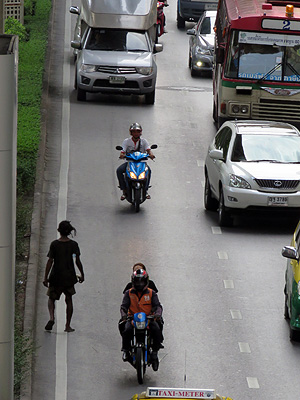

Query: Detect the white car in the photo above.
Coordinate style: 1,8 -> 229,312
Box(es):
204,120 -> 300,226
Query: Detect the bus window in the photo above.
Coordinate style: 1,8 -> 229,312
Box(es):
225,31 -> 239,78
285,46 -> 300,82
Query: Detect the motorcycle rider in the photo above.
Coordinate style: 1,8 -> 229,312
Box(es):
116,123 -> 155,201
123,263 -> 158,294
120,269 -> 163,371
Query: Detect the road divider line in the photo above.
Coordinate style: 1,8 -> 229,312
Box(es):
218,251 -> 228,259
238,342 -> 251,353
230,309 -> 242,319
246,377 -> 260,389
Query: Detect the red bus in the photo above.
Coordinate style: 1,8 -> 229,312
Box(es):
213,0 -> 300,127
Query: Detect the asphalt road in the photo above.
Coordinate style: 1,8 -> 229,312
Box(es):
29,1 -> 300,399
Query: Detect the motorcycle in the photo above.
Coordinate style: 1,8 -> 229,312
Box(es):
120,312 -> 157,384
116,144 -> 157,212
156,1 -> 169,43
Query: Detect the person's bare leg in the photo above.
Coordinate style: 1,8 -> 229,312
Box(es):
45,298 -> 55,330
64,295 -> 75,332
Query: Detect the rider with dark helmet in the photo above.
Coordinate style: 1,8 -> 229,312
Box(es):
120,269 -> 163,371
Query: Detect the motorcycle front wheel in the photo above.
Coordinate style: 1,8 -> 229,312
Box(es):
136,347 -> 145,384
134,188 -> 141,213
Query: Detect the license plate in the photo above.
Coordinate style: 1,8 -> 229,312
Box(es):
268,196 -> 288,206
205,3 -> 218,9
109,76 -> 125,84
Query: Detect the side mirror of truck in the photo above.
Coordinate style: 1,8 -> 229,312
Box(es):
216,47 -> 225,64
154,43 -> 163,54
71,40 -> 81,50
69,6 -> 80,15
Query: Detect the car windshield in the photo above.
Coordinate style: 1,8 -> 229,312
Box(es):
225,30 -> 300,82
231,134 -> 300,163
85,29 -> 149,52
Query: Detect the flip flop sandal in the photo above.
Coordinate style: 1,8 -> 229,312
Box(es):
120,194 -> 126,201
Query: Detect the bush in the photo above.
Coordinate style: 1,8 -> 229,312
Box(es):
5,17 -> 28,42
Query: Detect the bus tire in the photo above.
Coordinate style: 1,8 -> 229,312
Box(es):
177,11 -> 185,28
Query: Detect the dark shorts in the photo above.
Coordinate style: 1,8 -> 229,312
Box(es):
47,285 -> 76,300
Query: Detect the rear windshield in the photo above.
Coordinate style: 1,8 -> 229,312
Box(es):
85,29 -> 149,52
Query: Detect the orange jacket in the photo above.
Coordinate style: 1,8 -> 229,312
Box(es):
128,288 -> 153,316
120,287 -> 162,318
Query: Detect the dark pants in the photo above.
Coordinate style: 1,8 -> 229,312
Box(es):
117,162 -> 151,191
122,320 -> 163,352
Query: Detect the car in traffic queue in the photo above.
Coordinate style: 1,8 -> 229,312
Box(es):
204,120 -> 300,226
186,10 -> 216,76
282,220 -> 300,341
130,387 -> 233,400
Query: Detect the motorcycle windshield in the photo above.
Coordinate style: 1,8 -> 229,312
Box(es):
126,151 -> 148,161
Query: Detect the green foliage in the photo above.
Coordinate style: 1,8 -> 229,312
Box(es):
4,17 -> 28,42
14,314 -> 34,395
14,0 -> 51,396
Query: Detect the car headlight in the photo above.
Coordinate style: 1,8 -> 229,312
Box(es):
80,64 -> 97,73
229,174 -> 251,189
136,67 -> 153,75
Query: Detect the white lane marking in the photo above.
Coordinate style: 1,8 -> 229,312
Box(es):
230,309 -> 242,320
212,226 -> 222,234
247,377 -> 260,389
223,279 -> 234,289
55,0 -> 71,399
197,159 -> 204,167
238,342 -> 251,353
217,251 -> 228,259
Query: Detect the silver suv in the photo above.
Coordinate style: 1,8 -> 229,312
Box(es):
72,27 -> 163,104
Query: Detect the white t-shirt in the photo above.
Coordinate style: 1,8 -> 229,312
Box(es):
121,137 -> 150,154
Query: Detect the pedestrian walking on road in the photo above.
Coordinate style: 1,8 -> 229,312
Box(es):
43,220 -> 85,332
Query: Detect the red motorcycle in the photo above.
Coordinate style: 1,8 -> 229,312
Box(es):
156,1 -> 169,43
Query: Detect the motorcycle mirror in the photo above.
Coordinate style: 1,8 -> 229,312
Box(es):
151,144 -> 158,149
116,145 -> 123,150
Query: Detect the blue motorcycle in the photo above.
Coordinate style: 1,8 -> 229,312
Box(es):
124,312 -> 156,384
116,144 -> 157,212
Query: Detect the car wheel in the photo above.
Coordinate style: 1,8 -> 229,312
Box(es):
77,87 -> 86,101
213,99 -> 218,122
284,289 -> 289,320
290,327 -> 298,341
218,189 -> 233,227
74,72 -> 77,90
145,90 -> 155,105
188,55 -> 191,68
204,174 -> 218,211
177,10 -> 185,29
191,66 -> 198,77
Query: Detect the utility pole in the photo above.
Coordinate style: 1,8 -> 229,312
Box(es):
0,34 -> 18,400
0,0 -> 4,33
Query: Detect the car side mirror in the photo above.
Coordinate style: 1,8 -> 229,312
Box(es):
209,149 -> 224,161
282,246 -> 299,261
154,43 -> 163,53
69,6 -> 80,15
216,47 -> 225,64
71,40 -> 81,50
186,28 -> 196,36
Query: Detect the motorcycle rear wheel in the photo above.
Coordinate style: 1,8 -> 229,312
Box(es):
136,347 -> 145,384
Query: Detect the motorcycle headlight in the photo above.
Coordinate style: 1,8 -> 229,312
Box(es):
138,171 -> 146,180
135,321 -> 146,329
136,67 -> 153,75
80,64 -> 97,73
130,171 -> 137,180
229,174 -> 251,189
